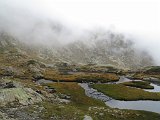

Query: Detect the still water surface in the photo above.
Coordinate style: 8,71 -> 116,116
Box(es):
79,77 -> 160,113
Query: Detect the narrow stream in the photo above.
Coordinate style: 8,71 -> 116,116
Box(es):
79,77 -> 160,114
144,83 -> 160,92
36,77 -> 160,113
78,83 -> 112,102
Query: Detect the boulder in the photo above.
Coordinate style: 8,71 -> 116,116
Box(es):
83,115 -> 93,120
0,88 -> 45,106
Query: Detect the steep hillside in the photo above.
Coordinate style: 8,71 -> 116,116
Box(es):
0,31 -> 154,70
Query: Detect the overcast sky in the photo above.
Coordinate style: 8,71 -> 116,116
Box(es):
0,0 -> 160,63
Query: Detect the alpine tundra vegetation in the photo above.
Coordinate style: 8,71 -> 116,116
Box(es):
0,0 -> 160,120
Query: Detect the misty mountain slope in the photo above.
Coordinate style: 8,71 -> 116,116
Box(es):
0,30 -> 154,69
0,31 -> 57,62
0,32 -> 18,53
55,31 -> 154,69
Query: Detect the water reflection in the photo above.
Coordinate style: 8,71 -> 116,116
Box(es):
106,100 -> 160,113
79,77 -> 160,114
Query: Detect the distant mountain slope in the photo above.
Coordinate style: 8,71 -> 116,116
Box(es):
55,31 -> 154,69
0,31 -> 154,69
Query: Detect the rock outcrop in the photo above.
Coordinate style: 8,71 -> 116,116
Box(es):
0,80 -> 45,106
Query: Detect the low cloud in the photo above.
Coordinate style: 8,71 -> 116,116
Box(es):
0,0 -> 159,65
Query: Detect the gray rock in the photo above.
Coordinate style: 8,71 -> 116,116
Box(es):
83,115 -> 93,120
0,88 -> 45,106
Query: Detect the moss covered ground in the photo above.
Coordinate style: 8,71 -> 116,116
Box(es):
122,81 -> 154,89
92,84 -> 160,101
43,68 -> 119,83
38,82 -> 160,120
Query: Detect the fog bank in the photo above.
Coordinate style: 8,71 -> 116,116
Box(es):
0,0 -> 159,65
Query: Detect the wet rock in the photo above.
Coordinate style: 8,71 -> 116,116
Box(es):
79,83 -> 111,102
